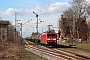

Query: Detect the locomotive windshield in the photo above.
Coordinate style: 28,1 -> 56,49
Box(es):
47,34 -> 56,37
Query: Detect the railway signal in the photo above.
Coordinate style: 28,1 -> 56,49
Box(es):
33,11 -> 39,34
33,11 -> 39,45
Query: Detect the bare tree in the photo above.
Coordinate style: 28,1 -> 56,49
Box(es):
7,24 -> 21,44
87,21 -> 90,40
58,0 -> 90,44
71,0 -> 89,18
63,8 -> 74,18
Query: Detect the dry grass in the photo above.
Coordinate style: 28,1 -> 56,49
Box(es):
76,40 -> 90,52
0,41 -> 44,60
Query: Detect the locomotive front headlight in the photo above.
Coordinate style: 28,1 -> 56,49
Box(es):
53,38 -> 56,40
48,38 -> 50,40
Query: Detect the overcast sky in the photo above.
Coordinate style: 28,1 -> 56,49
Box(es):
0,0 -> 89,37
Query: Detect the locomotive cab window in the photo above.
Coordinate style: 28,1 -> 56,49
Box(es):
47,34 -> 56,37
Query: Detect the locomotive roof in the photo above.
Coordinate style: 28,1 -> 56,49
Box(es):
42,31 -> 56,34
46,31 -> 56,33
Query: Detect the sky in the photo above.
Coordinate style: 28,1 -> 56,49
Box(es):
0,0 -> 89,37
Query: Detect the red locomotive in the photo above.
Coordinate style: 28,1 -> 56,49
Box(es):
29,30 -> 57,46
40,30 -> 57,46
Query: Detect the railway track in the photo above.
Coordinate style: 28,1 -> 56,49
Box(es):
24,40 -> 90,60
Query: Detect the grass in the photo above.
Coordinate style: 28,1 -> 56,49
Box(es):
77,43 -> 90,50
58,40 -> 90,50
75,40 -> 90,50
17,48 -> 45,60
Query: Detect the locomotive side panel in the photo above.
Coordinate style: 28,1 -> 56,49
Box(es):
40,33 -> 47,44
